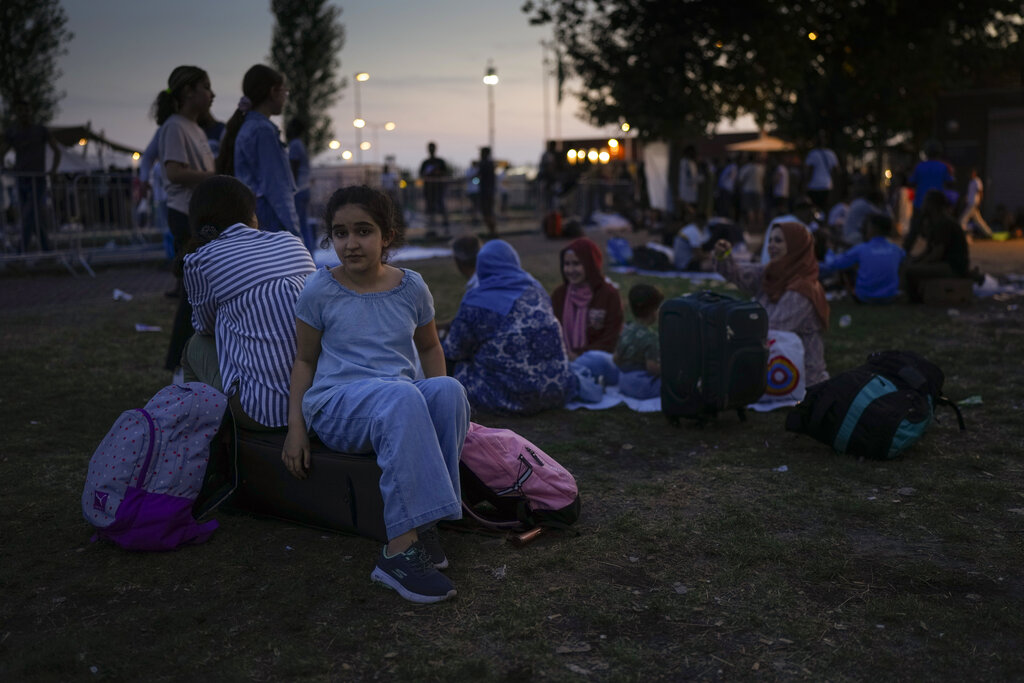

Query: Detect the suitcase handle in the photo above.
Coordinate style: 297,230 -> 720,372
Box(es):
694,290 -> 735,304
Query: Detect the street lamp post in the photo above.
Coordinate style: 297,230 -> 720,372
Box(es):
353,72 -> 369,164
483,61 -> 498,151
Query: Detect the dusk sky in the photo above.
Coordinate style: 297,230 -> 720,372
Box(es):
53,0 -> 670,170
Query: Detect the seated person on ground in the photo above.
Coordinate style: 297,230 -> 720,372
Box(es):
714,222 -> 831,384
551,236 -> 624,359
903,189 -> 972,304
820,213 -> 904,304
551,236 -> 625,388
436,233 -> 482,339
443,239 -> 576,415
673,208 -> 711,271
613,284 -> 664,400
841,186 -> 890,250
283,185 -> 468,605
760,196 -> 823,264
181,175 -> 316,431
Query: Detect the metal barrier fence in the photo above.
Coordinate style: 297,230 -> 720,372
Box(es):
1,168 -> 646,273
306,169 -> 642,239
2,170 -> 161,274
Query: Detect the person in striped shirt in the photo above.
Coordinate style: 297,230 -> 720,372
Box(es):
180,175 -> 315,430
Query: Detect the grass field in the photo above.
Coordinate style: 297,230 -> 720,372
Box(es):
2,231 -> 1023,681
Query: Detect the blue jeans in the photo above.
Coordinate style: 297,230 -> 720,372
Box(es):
256,196 -> 299,236
309,376 -> 469,540
619,369 -> 662,400
572,350 -> 620,386
295,188 -> 314,252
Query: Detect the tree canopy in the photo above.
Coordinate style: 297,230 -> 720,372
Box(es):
523,0 -> 1022,153
270,0 -> 345,155
0,0 -> 73,127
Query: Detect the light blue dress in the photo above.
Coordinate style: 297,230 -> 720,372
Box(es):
295,267 -> 468,539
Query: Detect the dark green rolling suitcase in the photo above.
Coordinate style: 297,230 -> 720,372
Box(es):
660,291 -> 769,425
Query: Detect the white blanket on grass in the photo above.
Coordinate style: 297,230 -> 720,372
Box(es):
608,266 -> 726,282
565,385 -> 661,413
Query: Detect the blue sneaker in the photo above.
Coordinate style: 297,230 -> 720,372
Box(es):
418,525 -> 449,570
370,542 -> 456,604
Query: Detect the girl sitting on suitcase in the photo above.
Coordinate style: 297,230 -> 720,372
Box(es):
282,185 -> 469,604
713,222 -> 830,384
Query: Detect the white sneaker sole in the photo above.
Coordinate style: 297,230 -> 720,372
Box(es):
370,567 -> 456,604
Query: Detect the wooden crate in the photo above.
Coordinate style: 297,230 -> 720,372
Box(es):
921,278 -> 974,306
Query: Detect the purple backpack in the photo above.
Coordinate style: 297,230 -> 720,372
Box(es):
459,422 -> 581,531
82,382 -> 231,551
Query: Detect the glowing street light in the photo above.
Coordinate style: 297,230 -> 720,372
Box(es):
353,71 -> 370,163
341,149 -> 353,160
483,60 -> 498,150
328,139 -> 341,150
363,121 -> 397,163
620,122 -> 631,133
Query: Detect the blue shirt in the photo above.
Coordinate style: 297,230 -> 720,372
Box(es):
820,236 -> 905,301
909,159 -> 954,208
235,111 -> 299,233
183,224 -> 316,426
295,267 -> 434,424
288,138 -> 310,192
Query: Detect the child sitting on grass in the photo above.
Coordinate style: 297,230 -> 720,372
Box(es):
820,213 -> 905,304
613,284 -> 665,399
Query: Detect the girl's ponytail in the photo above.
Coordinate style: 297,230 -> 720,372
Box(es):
216,98 -> 250,175
151,90 -> 177,126
215,64 -> 284,176
150,65 -> 208,125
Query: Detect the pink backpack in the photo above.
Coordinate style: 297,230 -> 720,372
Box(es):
81,382 -> 232,551
459,422 -> 580,531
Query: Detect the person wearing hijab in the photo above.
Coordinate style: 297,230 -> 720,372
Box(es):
551,237 -> 625,359
713,222 -> 830,384
443,239 -> 576,415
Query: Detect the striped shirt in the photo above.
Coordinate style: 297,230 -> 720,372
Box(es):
184,224 -> 316,427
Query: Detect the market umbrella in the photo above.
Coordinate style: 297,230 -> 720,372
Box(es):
725,134 -> 795,152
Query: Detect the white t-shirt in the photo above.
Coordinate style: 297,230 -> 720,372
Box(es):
718,163 -> 737,192
158,114 -> 215,214
739,162 -> 765,194
679,222 -> 710,248
678,158 -> 698,204
805,147 -> 839,191
966,177 -> 982,207
772,164 -> 790,199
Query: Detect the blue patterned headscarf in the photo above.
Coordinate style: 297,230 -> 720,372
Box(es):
460,240 -> 542,316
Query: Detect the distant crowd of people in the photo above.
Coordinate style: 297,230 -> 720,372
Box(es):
48,60 -> 1014,607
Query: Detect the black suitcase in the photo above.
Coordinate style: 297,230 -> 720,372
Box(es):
660,291 -> 769,424
226,430 -> 388,542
